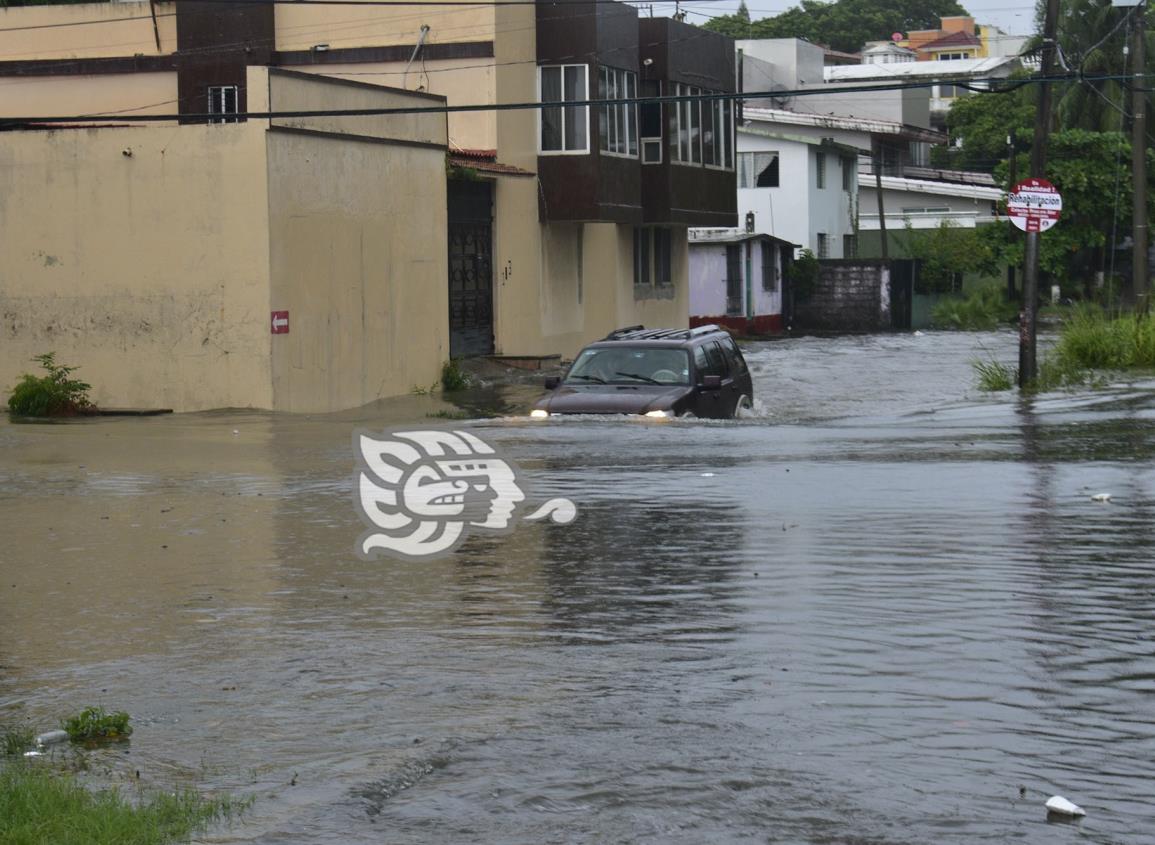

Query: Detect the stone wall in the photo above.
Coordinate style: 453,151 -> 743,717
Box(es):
793,260 -> 891,332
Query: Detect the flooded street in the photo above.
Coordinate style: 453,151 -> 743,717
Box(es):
3,330 -> 1155,844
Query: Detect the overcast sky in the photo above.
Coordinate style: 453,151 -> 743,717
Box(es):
652,0 -> 1039,38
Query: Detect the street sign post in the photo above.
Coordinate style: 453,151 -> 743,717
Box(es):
1007,178 -> 1062,233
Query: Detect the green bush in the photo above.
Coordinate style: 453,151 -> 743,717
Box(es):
931,284 -> 1017,330
61,707 -> 132,743
2,723 -> 35,756
786,249 -> 820,302
440,359 -> 470,392
7,353 -> 94,417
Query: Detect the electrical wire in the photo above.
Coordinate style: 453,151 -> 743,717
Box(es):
2,72 -> 1145,126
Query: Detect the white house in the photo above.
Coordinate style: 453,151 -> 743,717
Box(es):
737,107 -> 943,259
824,56 -> 1023,133
858,168 -> 1004,234
688,229 -> 795,334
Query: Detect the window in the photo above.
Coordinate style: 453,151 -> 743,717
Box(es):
634,227 -> 673,293
640,79 -> 662,164
761,241 -> 778,292
816,152 -> 826,189
599,66 -> 637,157
938,51 -> 970,61
207,85 -> 239,124
721,336 -> 748,376
703,341 -> 728,377
816,232 -> 830,258
842,234 -> 857,259
725,244 -> 743,316
672,83 -> 732,169
841,156 -> 854,191
540,65 -> 589,153
738,152 -> 779,188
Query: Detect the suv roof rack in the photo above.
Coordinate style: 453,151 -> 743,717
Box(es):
602,324 -> 723,342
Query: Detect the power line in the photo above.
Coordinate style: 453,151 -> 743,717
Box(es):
1,73 -> 1142,126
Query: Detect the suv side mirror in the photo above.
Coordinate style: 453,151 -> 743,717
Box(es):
701,375 -> 722,390
544,376 -> 560,390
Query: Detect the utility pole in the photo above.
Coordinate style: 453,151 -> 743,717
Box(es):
874,138 -> 888,261
1007,132 -> 1017,299
1020,0 -> 1060,387
1132,1 -> 1148,308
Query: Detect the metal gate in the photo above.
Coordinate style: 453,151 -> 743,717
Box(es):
725,244 -> 743,316
448,180 -> 494,358
890,259 -> 915,331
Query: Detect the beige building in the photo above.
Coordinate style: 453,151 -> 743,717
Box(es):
0,0 -> 735,411
0,67 -> 448,412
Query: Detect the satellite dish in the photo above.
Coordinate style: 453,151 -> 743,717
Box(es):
891,31 -> 903,41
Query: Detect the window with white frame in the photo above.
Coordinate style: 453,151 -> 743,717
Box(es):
937,51 -> 970,61
738,152 -> 779,188
639,79 -> 662,164
539,65 -> 589,153
598,66 -> 637,157
208,85 -> 239,123
671,83 -> 732,169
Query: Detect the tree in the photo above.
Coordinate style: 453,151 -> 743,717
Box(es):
704,0 -> 970,54
936,72 -> 1035,172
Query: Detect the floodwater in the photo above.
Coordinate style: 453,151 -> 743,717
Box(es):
2,330 -> 1154,844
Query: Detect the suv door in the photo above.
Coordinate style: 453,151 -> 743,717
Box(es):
692,340 -> 735,418
720,336 -> 754,411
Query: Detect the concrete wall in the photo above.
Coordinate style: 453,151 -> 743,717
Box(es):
0,2 -> 178,59
266,130 -> 448,412
283,59 -> 496,151
793,261 -> 892,332
0,123 -> 273,411
274,2 -> 495,51
0,73 -> 179,121
263,67 -> 448,412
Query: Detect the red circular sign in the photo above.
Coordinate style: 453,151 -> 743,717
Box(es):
1007,178 -> 1062,233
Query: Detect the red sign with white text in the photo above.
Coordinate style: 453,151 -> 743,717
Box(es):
271,311 -> 290,334
1007,178 -> 1062,233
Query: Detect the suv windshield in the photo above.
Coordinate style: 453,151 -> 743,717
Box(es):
565,347 -> 690,386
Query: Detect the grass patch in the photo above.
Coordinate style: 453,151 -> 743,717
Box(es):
972,358 -> 1016,392
0,763 -> 247,845
931,284 -> 1018,331
6,353 -> 95,417
2,724 -> 35,756
61,708 -> 132,743
1050,306 -> 1155,370
440,359 -> 470,392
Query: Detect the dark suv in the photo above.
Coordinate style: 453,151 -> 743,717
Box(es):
531,325 -> 754,419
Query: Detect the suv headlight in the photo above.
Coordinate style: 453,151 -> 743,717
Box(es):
530,409 -> 550,419
644,409 -> 670,418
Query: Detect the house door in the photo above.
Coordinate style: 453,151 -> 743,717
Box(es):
448,180 -> 494,357
725,244 -> 743,316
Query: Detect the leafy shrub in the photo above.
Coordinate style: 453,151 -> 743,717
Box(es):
786,248 -> 820,302
441,359 -> 470,392
7,353 -> 94,417
61,708 -> 132,742
931,284 -> 1017,330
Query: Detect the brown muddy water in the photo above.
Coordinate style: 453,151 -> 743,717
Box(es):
2,330 -> 1154,844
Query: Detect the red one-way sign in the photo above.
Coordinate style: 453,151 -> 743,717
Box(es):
1007,178 -> 1063,233
271,311 -> 290,334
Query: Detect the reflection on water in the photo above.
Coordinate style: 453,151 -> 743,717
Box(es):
2,331 -> 1155,844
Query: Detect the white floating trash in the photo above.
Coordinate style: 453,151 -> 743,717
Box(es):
1090,493 -> 1112,503
1045,795 -> 1085,817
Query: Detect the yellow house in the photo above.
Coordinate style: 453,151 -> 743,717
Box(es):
0,0 -> 736,410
